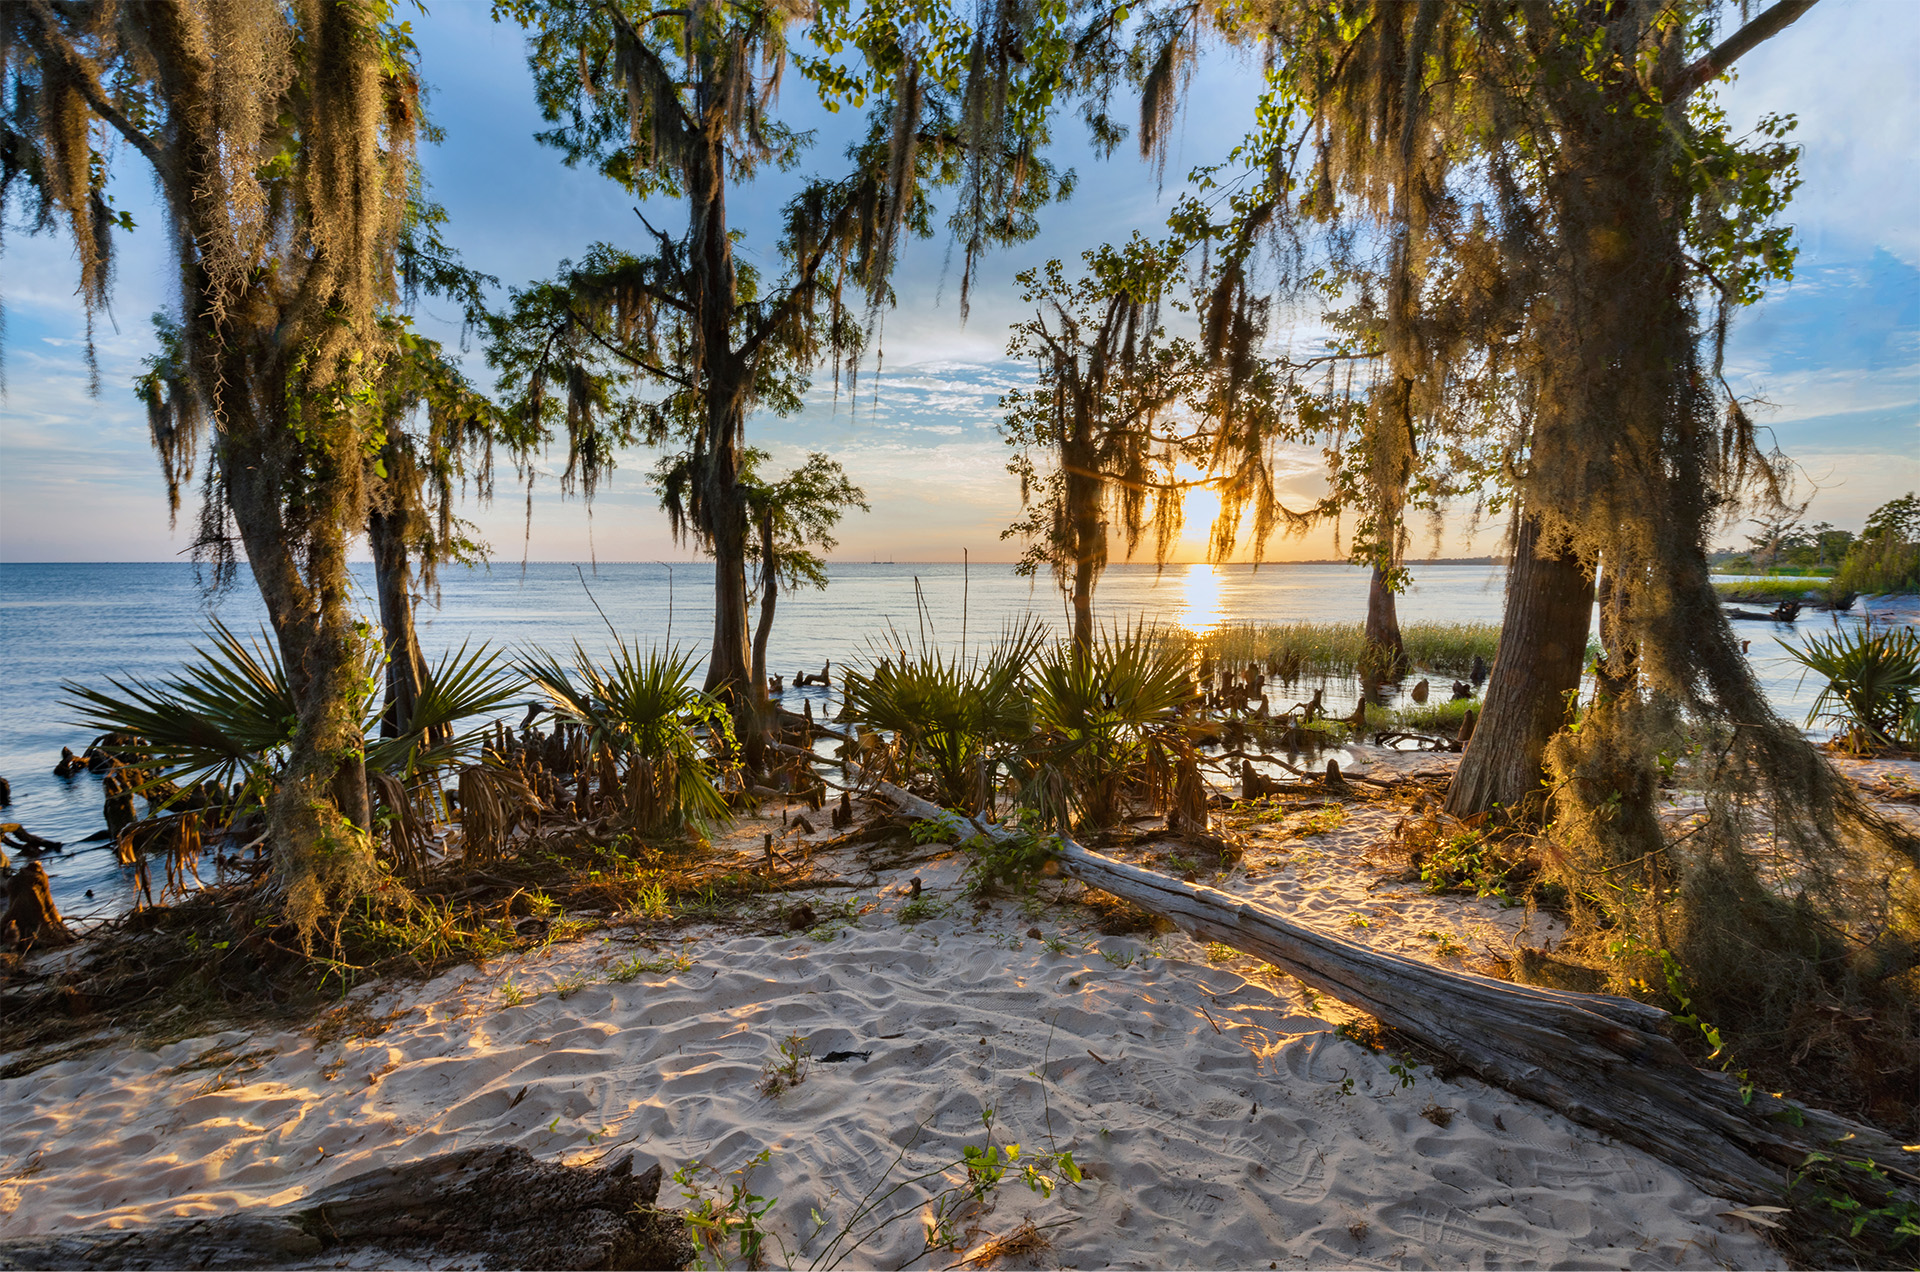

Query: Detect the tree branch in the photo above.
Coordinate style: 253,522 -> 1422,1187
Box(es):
1664,0 -> 1819,102
24,0 -> 166,169
561,306 -> 698,390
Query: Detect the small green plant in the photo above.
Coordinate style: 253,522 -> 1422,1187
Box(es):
802,1108 -> 1083,1270
910,811 -> 969,844
676,1150 -> 780,1270
634,880 -> 672,920
1205,941 -> 1238,963
896,896 -> 948,924
1418,828 -> 1517,899
1344,912 -> 1372,930
610,949 -> 695,980
961,827 -> 1058,897
499,977 -> 526,1007
759,1033 -> 813,1098
1162,851 -> 1200,875
1418,930 -> 1469,958
1294,806 -> 1347,837
1100,946 -> 1137,969
1387,1053 -> 1420,1089
1793,1151 -> 1920,1251
1042,936 -> 1075,956
551,971 -> 595,999
804,896 -> 868,942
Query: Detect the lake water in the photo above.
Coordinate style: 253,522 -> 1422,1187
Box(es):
1,560 -> 1905,922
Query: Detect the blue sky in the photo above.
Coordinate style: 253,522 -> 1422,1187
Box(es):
2,0 -> 1914,564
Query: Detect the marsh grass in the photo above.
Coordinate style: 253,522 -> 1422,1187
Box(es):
1368,697 -> 1477,734
1201,622 -> 1499,678
1713,578 -> 1853,608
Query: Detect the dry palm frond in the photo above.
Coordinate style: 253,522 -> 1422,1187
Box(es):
456,765 -> 542,866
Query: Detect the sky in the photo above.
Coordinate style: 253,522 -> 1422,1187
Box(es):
2,0 -> 1915,566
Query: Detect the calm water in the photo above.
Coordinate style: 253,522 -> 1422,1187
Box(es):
0,560 -> 1904,921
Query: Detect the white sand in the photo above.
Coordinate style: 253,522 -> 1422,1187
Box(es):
2,800 -> 1783,1271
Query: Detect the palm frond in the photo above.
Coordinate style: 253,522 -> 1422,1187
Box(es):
1024,619 -> 1195,827
1784,622 -> 1920,750
365,640 -> 525,777
523,641 -> 734,835
840,617 -> 1046,809
61,619 -> 295,798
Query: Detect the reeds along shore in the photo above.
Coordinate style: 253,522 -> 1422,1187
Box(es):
1198,621 -> 1500,679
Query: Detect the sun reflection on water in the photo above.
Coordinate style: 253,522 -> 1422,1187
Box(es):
1178,563 -> 1225,633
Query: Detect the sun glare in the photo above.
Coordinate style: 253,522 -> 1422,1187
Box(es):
1179,563 -> 1225,633
1174,462 -> 1221,550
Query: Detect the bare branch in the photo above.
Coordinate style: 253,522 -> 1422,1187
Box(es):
1664,0 -> 1819,102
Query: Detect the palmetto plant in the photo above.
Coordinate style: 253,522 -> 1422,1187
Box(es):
63,621 -> 523,816
522,642 -> 735,837
840,620 -> 1045,811
1024,620 -> 1195,827
1784,620 -> 1920,753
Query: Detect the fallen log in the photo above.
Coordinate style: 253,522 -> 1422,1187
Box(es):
799,748 -> 1918,1224
0,1145 -> 694,1271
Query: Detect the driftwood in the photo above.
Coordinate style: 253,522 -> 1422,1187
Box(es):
0,1145 -> 694,1271
814,752 -> 1919,1218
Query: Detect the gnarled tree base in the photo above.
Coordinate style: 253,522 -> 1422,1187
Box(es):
0,1146 -> 694,1271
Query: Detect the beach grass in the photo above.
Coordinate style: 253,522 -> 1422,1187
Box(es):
1201,621 -> 1500,678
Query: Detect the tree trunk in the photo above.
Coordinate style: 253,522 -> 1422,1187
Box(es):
0,1146 -> 694,1271
1445,512 -> 1594,819
223,431 -> 370,834
1065,414 -> 1103,653
1363,562 -> 1405,671
751,503 -> 777,696
688,105 -> 766,756
368,502 -> 426,739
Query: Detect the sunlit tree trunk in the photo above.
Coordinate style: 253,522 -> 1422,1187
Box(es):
1445,512 -> 1593,818
1065,418 -> 1104,653
1594,557 -> 1638,704
1364,562 -> 1405,669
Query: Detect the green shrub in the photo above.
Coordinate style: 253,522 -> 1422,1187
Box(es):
1835,535 -> 1920,597
1783,621 -> 1920,751
840,620 -> 1043,810
523,641 -> 736,835
1023,620 -> 1193,827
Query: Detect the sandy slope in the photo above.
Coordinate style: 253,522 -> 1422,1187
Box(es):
2,806 -> 1781,1271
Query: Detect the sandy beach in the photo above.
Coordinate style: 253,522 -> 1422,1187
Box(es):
1,747 -> 1802,1270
